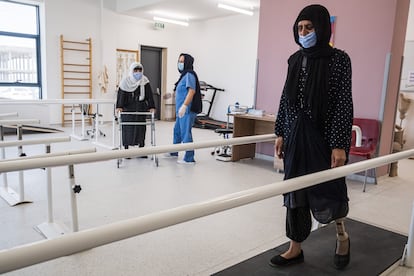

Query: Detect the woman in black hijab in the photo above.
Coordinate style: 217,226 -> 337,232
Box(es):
271,5 -> 353,269
168,53 -> 202,164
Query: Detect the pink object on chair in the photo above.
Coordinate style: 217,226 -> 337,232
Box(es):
349,118 -> 380,192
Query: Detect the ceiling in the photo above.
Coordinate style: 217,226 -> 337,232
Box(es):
114,0 -> 261,23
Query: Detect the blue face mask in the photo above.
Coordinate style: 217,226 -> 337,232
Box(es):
299,31 -> 317,48
133,72 -> 142,81
177,62 -> 184,72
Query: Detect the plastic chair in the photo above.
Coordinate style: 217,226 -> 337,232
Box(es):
349,118 -> 380,192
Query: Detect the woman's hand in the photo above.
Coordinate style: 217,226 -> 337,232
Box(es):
275,136 -> 284,159
178,104 -> 187,118
331,148 -> 346,168
116,108 -> 123,114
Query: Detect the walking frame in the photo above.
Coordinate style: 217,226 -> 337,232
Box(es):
116,111 -> 158,168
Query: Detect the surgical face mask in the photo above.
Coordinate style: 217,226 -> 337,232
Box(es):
299,31 -> 317,48
133,72 -> 142,81
177,62 -> 184,72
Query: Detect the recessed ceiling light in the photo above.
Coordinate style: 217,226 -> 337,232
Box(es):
217,3 -> 254,16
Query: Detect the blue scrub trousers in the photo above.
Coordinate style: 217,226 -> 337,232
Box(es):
172,111 -> 196,162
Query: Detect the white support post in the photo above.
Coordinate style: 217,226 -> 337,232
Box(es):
68,164 -> 79,232
70,104 -> 88,141
81,105 -> 86,139
92,104 -> 113,150
0,119 -> 40,202
17,125 -> 26,203
402,201 -> 414,267
46,145 -> 53,223
0,125 -> 33,206
94,104 -> 100,143
35,144 -> 69,238
112,107 -> 116,149
71,104 -> 76,137
0,126 -> 7,188
34,148 -> 95,238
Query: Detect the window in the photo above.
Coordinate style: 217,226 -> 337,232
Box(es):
0,0 -> 41,99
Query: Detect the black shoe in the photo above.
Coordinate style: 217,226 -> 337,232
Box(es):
334,238 -> 350,270
269,250 -> 304,267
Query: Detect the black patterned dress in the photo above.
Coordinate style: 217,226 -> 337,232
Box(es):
274,48 -> 353,224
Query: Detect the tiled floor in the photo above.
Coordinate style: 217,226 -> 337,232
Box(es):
0,121 -> 413,275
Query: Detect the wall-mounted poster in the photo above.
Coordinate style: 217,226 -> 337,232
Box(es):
407,70 -> 414,88
400,41 -> 414,92
330,16 -> 336,47
116,49 -> 139,89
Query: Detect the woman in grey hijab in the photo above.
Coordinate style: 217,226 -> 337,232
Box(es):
116,62 -> 156,155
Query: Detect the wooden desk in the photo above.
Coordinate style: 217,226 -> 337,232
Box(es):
231,113 -> 276,161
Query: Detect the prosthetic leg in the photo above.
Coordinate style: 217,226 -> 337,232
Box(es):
334,218 -> 350,269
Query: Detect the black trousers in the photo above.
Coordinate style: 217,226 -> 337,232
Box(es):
286,206 -> 312,243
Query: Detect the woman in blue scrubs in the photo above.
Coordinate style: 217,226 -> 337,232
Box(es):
169,53 -> 202,164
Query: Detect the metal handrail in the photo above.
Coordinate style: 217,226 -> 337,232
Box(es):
0,134 -> 276,173
0,135 -> 412,273
0,136 -> 70,148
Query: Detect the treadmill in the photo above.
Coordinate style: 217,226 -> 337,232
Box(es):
194,81 -> 227,129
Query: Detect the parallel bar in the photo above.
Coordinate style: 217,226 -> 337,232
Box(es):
0,136 -> 70,148
0,147 -> 96,162
0,148 -> 412,273
0,99 -> 115,105
0,119 -> 40,125
0,112 -> 18,118
0,134 -> 277,173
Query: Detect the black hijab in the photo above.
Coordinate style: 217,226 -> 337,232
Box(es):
174,53 -> 202,114
285,4 -> 334,128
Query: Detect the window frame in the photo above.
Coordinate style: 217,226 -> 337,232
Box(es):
0,0 -> 42,99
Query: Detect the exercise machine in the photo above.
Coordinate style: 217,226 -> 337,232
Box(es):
194,81 -> 227,129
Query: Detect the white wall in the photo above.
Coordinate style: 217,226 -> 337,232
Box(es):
189,14 -> 259,122
2,0 -> 259,125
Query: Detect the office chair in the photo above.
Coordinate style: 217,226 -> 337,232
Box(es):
211,112 -> 233,161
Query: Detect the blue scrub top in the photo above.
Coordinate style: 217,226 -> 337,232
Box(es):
175,72 -> 196,112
